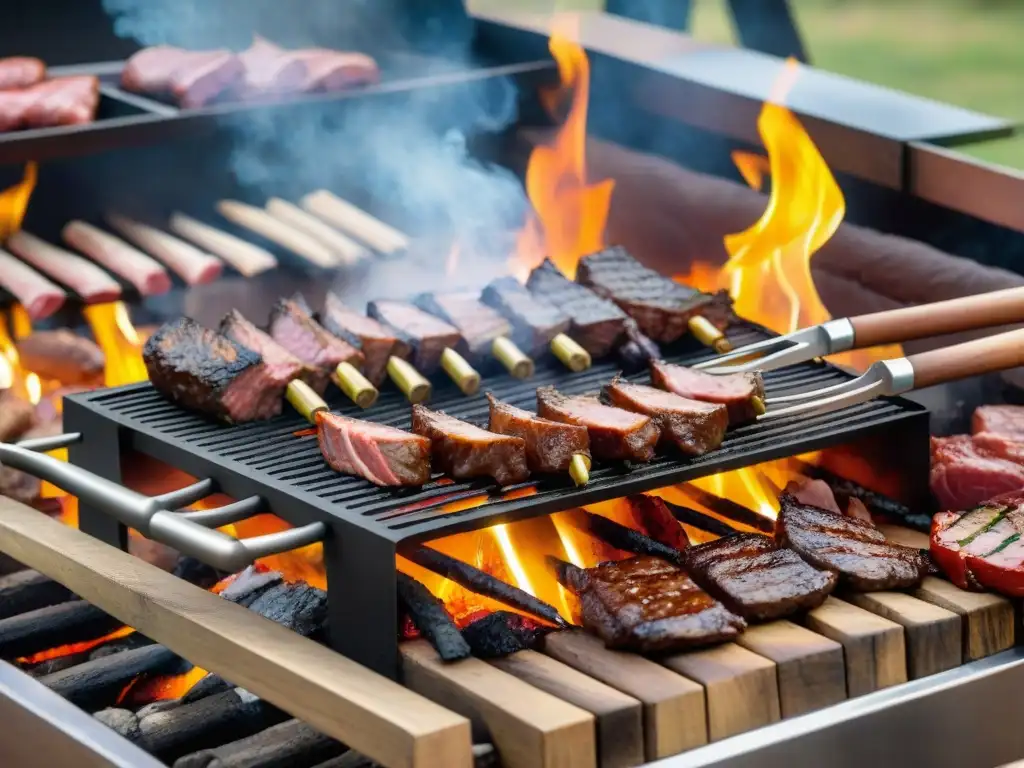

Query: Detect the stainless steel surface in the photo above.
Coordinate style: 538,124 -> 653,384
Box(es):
693,318 -> 855,374
16,432 -> 83,453
180,495 -> 266,526
648,648 -> 1024,768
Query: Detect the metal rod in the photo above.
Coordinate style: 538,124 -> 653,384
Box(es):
179,496 -> 266,526
151,478 -> 217,509
15,432 -> 82,453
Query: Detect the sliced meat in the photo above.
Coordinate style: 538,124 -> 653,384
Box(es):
62,221 -> 171,296
268,298 -> 364,386
973,405 -> 1024,440
602,376 -> 727,456
627,494 -> 690,551
930,435 -> 1024,512
776,493 -> 929,591
143,317 -> 286,423
930,494 -> 1024,596
576,246 -> 714,343
367,300 -> 462,374
684,533 -> 837,621
414,292 -> 513,362
486,393 -> 590,474
481,276 -> 570,356
559,556 -> 745,653
7,231 -> 122,303
286,49 -> 380,91
526,259 -> 627,357
536,386 -> 659,462
15,331 -> 104,386
320,293 -> 408,386
106,214 -> 223,285
316,411 -> 431,487
971,431 -> 1024,465
219,309 -> 326,394
650,360 -> 765,425
0,390 -> 35,443
0,57 -> 45,90
784,477 -> 842,514
845,497 -> 874,524
411,405 -> 528,486
237,36 -> 308,98
121,46 -> 243,108
0,76 -> 99,131
168,213 -> 277,277
0,249 -> 65,320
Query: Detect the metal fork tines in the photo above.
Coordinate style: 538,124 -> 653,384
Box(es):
692,318 -> 856,374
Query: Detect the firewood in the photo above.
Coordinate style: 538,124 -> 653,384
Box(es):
173,717 -> 345,768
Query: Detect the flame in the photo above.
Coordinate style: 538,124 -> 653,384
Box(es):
123,664 -> 209,704
731,151 -> 770,192
0,315 -> 22,393
17,625 -> 135,665
24,373 -> 41,405
0,162 -> 37,240
83,302 -> 148,387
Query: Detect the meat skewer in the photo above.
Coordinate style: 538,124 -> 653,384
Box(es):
216,200 -> 339,269
168,213 -> 277,277
536,386 -> 660,462
265,198 -> 369,267
650,360 -> 766,425
6,231 -> 122,303
300,191 -> 408,256
486,394 -> 591,486
62,221 -> 172,296
0,249 -> 65,320
106,213 -> 223,286
219,309 -> 329,394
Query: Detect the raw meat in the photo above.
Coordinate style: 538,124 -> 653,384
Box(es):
0,249 -> 65,320
930,435 -> 1024,511
121,46 -> 244,108
7,231 -> 122,303
316,411 -> 431,487
62,221 -> 171,296
106,214 -> 223,285
650,360 -> 765,425
15,331 -> 104,386
0,76 -> 99,131
0,57 -> 45,90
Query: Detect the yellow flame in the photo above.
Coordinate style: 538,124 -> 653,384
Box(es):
0,162 -> 37,240
83,302 -> 147,387
10,305 -> 32,340
0,316 -> 22,393
24,373 -> 41,406
492,523 -> 537,597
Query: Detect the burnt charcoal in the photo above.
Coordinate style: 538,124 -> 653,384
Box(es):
487,393 -> 590,475
536,386 -> 660,462
0,600 -> 123,660
321,293 -> 408,386
396,573 -> 470,662
615,319 -> 661,374
182,674 -> 235,704
317,411 -> 432,487
88,633 -> 153,660
245,582 -> 328,638
583,511 -> 687,567
674,485 -> 776,533
367,299 -> 462,373
95,708 -> 142,742
27,652 -> 90,677
461,611 -> 550,658
639,498 -> 737,537
0,569 -> 73,621
172,557 -> 228,590
481,276 -> 570,355
173,718 -> 345,768
800,464 -> 932,531
411,405 -> 529,486
218,568 -> 284,607
627,495 -> 691,551
137,699 -> 188,719
414,292 -> 513,361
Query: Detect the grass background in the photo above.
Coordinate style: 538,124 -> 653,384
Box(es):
468,0 -> 1024,169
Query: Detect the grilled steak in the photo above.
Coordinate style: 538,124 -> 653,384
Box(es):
268,298 -> 363,386
316,411 -> 431,486
143,318 -> 286,423
487,394 -> 590,474
684,533 -> 837,621
559,556 -> 745,653
219,309 -> 328,394
411,405 -> 529,486
320,293 -> 408,386
367,300 -> 462,374
577,246 -> 714,343
602,376 -> 727,456
627,494 -> 691,552
930,435 -> 1024,512
650,360 -> 765,425
526,259 -> 627,357
414,292 -> 513,362
536,386 -> 659,462
480,277 -> 570,356
776,494 -> 929,591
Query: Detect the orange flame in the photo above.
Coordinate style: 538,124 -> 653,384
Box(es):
83,302 -> 148,387
0,162 -> 37,240
17,625 -> 135,665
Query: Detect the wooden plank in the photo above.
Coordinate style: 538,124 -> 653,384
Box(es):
733,621 -> 846,718
661,643 -> 779,741
803,597 -> 907,697
543,631 -> 706,760
847,591 -> 962,679
877,524 -> 928,549
0,498 -> 472,768
402,640 -> 596,768
491,650 -> 644,768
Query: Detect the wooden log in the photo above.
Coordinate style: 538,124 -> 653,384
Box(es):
0,569 -> 73,621
542,630 -> 707,760
660,643 -> 779,742
490,650 -> 644,768
173,717 -> 346,768
314,744 -> 498,768
803,597 -> 907,697
401,640 -> 596,768
0,497 -> 473,768
0,599 -> 123,660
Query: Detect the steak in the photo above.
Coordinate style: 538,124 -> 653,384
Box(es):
486,394 -> 590,474
480,277 -> 571,355
684,533 -> 837,621
536,386 -> 660,462
316,411 -> 431,487
602,376 -> 727,456
367,300 -> 462,374
776,494 -> 929,591
121,46 -> 244,108
972,405 -> 1024,440
576,246 -> 714,343
143,317 -> 286,423
930,435 -> 1024,511
626,494 -> 691,552
237,36 -> 308,98
414,292 -> 513,361
526,259 -> 627,357
219,309 -> 328,394
268,298 -> 364,387
650,360 -> 765,425
320,293 -> 408,386
411,405 -> 529,486
558,556 -> 745,653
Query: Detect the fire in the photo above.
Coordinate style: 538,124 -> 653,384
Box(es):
0,315 -> 22,393
83,302 -> 148,387
123,664 -> 208,704
0,162 -> 36,239
17,625 -> 135,665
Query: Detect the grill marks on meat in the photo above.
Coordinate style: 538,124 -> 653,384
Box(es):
414,292 -> 513,361
536,386 -> 659,462
684,533 -> 837,621
487,394 -> 590,474
930,435 -> 1024,512
321,293 -> 407,386
930,494 -> 1024,596
316,411 -> 431,486
219,309 -> 327,394
411,405 -> 528,486
143,318 -> 285,423
0,76 -> 99,132
650,360 -> 765,425
526,259 -> 626,357
576,246 -> 714,343
602,376 -> 727,456
121,46 -> 244,108
268,299 -> 363,385
560,556 -> 745,653
481,277 -> 570,356
0,57 -> 45,90
776,494 -> 929,591
367,300 -> 462,374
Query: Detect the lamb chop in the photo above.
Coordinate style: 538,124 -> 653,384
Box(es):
602,376 -> 727,456
555,556 -> 746,653
536,386 -> 659,462
316,411 -> 431,487
650,360 -> 765,425
320,292 -> 410,387
219,309 -> 328,394
487,394 -> 591,485
411,405 -> 529,486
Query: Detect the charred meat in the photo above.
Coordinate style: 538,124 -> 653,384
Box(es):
627,494 -> 691,552
411,405 -> 529,486
602,376 -> 727,456
414,292 -> 513,362
526,259 -> 627,358
487,394 -> 590,474
143,317 -> 285,423
367,300 -> 462,374
684,533 -> 837,621
536,386 -> 659,462
320,293 -> 409,386
558,556 -> 745,653
316,411 -> 431,487
616,318 -> 662,374
480,276 -> 571,355
268,298 -> 364,385
219,309 -> 328,394
576,246 -> 714,343
650,360 -> 765,425
776,494 -> 929,591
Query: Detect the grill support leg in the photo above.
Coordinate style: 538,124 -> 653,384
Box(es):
64,404 -> 128,552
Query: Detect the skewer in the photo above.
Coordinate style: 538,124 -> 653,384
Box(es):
568,454 -> 591,487
215,200 -> 339,269
386,356 -> 432,404
551,334 -> 592,372
440,348 -> 481,396
687,316 -> 732,354
299,190 -> 409,256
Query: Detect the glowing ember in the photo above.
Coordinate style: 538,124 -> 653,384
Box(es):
83,302 -> 148,387
122,664 -> 209,704
0,162 -> 36,240
17,625 -> 135,665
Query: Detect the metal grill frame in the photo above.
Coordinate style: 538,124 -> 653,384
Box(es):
62,323 -> 931,677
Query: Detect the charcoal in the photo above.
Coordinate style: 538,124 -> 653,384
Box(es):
461,611 -> 550,658
0,600 -> 123,660
218,568 -> 284,607
245,582 -> 328,638
0,569 -> 73,621
137,699 -> 188,719
173,557 -> 228,590
396,573 -> 470,662
27,652 -> 90,677
94,708 -> 142,742
659,500 -> 739,538
675,485 -> 775,533
88,633 -> 153,660
583,511 -> 687,567
182,673 -> 235,703
173,718 -> 345,768
311,745 -> 497,768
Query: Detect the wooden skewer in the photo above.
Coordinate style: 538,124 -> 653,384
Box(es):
550,333 -> 591,372
687,316 -> 732,354
216,200 -> 339,269
265,197 -> 370,268
300,190 -> 409,256
168,213 -> 277,277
